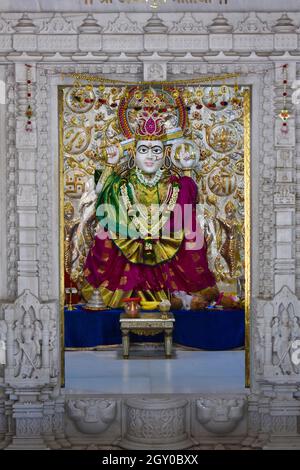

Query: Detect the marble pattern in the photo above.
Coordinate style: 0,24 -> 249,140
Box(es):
65,350 -> 246,394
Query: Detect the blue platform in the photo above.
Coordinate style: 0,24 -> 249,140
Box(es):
64,305 -> 245,351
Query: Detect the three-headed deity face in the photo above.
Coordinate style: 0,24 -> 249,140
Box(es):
135,140 -> 164,175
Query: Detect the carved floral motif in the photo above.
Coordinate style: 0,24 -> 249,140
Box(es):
104,12 -> 142,34
170,13 -> 206,34
40,13 -> 76,34
235,12 -> 270,34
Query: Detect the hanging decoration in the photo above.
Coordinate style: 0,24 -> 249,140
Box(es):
83,0 -> 229,7
65,71 -> 240,88
25,64 -> 33,132
279,64 -> 290,134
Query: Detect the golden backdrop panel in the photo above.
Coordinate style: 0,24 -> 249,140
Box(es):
61,84 -> 249,300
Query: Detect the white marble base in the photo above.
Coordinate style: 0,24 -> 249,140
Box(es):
65,349 -> 246,394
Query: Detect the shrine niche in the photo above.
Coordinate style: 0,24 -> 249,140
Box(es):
1,0 -> 300,451
60,82 -> 250,314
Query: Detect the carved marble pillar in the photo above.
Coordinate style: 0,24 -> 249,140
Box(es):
255,287 -> 300,448
273,61 -> 296,294
15,62 -> 39,296
295,66 -> 300,297
8,402 -> 47,450
2,65 -> 17,300
2,290 -> 59,449
0,65 -> 7,300
0,400 -> 6,445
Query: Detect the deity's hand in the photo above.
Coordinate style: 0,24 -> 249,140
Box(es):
106,145 -> 120,165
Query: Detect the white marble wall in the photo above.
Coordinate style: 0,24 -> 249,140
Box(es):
0,7 -> 300,449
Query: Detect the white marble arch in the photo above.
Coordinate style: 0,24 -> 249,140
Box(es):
0,7 -> 300,450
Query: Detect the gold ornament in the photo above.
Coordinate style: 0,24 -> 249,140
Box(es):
216,201 -> 242,278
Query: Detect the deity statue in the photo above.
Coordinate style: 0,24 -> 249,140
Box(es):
273,308 -> 293,375
14,312 -> 42,379
74,88 -> 218,308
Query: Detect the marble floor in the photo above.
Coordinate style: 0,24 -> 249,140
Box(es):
65,348 -> 246,394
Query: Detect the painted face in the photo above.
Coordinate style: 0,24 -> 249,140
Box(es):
135,140 -> 164,175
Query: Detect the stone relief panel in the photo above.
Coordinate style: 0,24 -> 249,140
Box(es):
255,287 -> 300,383
2,290 -> 58,388
143,60 -> 167,81
120,398 -> 191,450
295,65 -> 300,299
37,68 -> 53,301
259,66 -> 275,298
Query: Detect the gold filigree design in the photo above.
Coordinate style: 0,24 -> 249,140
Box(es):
243,89 -> 251,387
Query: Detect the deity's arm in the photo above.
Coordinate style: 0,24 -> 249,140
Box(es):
95,142 -> 125,194
95,165 -> 114,195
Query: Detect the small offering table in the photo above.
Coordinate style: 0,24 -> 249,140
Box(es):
119,312 -> 175,359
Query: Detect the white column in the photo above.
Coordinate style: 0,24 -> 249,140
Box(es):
273,61 -> 296,294
0,65 -> 7,299
15,62 -> 39,296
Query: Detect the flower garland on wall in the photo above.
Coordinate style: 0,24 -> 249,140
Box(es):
25,64 -> 293,134
279,64 -> 290,134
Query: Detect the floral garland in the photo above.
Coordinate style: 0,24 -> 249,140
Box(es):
135,167 -> 163,188
120,178 -> 180,238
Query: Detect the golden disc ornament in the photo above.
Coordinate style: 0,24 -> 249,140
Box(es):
208,168 -> 237,197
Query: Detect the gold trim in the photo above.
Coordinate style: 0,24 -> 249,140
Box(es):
244,89 -> 251,388
59,86 -> 65,387
65,72 -> 241,87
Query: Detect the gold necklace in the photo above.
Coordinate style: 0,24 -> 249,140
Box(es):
120,182 -> 180,238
